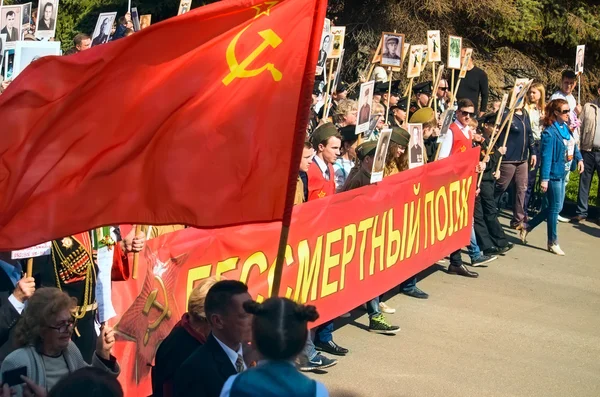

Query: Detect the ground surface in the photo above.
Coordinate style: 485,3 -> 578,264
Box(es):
311,213 -> 600,397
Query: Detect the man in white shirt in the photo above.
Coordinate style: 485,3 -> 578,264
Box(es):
0,253 -> 35,363
550,70 -> 582,222
174,280 -> 252,397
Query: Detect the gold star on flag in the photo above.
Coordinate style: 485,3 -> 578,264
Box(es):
252,1 -> 279,19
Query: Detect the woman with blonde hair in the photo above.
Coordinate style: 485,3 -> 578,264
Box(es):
0,288 -> 119,396
152,277 -> 218,397
332,99 -> 358,128
524,82 -> 546,213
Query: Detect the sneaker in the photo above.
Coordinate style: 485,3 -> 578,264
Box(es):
557,215 -> 569,223
315,340 -> 349,356
471,254 -> 497,267
548,244 -> 565,256
379,302 -> 396,314
369,314 -> 400,334
298,353 -> 338,372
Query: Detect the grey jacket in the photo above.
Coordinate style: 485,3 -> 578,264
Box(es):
579,98 -> 600,151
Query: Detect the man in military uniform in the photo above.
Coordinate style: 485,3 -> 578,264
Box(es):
389,96 -> 409,128
409,81 -> 433,119
32,227 -> 145,362
382,36 -> 401,60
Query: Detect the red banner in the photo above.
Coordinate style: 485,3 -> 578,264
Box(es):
110,148 -> 479,395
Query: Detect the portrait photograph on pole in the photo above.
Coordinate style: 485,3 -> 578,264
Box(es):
35,0 -> 59,40
380,32 -> 404,68
91,12 -> 117,47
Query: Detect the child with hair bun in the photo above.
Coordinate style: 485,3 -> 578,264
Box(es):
219,297 -> 329,397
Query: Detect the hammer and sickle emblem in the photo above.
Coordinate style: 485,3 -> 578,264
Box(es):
141,276 -> 172,346
222,25 -> 283,86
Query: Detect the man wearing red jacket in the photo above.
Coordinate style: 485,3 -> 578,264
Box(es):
306,123 -> 349,357
437,98 -> 480,278
307,123 -> 341,201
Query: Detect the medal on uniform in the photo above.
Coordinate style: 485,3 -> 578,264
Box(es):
61,237 -> 73,249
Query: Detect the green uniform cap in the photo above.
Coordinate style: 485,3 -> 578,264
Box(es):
391,127 -> 410,147
357,140 -> 378,160
310,122 -> 339,147
409,107 -> 436,124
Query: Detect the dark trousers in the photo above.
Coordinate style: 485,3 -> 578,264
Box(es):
315,321 -> 334,344
524,142 -> 541,214
479,180 -> 509,248
72,310 -> 97,364
576,150 -> 600,217
449,249 -> 463,266
473,196 -> 493,251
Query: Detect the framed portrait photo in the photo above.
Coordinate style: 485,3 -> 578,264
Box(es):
178,0 -> 193,15
459,48 -> 473,79
131,7 -> 141,32
13,40 -> 61,78
437,109 -> 455,143
371,128 -> 392,183
21,3 -> 32,36
356,80 -> 375,134
447,35 -> 462,70
407,45 -> 424,78
575,44 -> 585,75
35,0 -> 59,40
329,26 -> 345,59
380,32 -> 404,68
91,12 -> 117,47
408,123 -> 425,169
1,5 -> 23,45
509,78 -> 532,109
139,14 -> 152,30
427,30 -> 441,62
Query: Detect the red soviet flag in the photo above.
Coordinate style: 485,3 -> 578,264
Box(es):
0,0 -> 326,249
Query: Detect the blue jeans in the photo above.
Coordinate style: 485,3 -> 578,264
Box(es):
468,223 -> 481,261
302,330 -> 317,360
400,276 -> 417,292
366,297 -> 381,318
527,178 -> 565,245
315,321 -> 334,343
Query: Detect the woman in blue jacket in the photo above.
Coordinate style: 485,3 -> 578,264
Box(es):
520,99 -> 584,255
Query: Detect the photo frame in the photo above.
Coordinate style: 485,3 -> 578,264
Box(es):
3,49 -> 15,80
408,123 -> 425,169
329,26 -> 345,59
91,12 -> 117,47
494,93 -> 509,126
131,7 -> 141,32
509,78 -> 530,109
371,128 -> 392,183
178,0 -> 192,15
575,44 -> 585,75
35,0 -> 59,40
380,32 -> 404,68
356,80 -> 375,134
437,109 -> 455,143
315,18 -> 331,75
21,3 -> 32,37
1,5 -> 23,45
139,14 -> 152,30
407,45 -> 424,78
0,33 -> 5,75
427,30 -> 441,62
459,48 -> 473,79
447,35 -> 462,70
13,40 -> 60,78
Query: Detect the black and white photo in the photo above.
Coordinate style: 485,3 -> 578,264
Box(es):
35,0 -> 59,40
380,32 -> 404,68
408,123 -> 424,168
91,12 -> 117,47
356,80 -> 375,134
1,5 -> 23,43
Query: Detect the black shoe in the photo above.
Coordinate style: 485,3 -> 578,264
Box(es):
570,215 -> 586,224
315,340 -> 349,356
298,353 -> 338,372
471,254 -> 497,267
499,242 -> 514,254
483,246 -> 502,256
402,287 -> 429,299
448,264 -> 479,278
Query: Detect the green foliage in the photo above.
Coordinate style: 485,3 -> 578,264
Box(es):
566,171 -> 599,206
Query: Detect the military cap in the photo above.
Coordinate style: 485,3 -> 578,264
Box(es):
390,127 -> 410,147
356,140 -> 378,161
386,36 -> 400,45
310,123 -> 340,147
335,81 -> 348,94
339,125 -> 358,142
413,81 -> 433,95
409,107 -> 436,124
478,112 -> 497,125
374,82 -> 388,95
390,96 -> 409,112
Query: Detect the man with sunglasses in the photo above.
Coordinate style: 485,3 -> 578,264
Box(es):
437,98 -> 481,277
436,79 -> 450,115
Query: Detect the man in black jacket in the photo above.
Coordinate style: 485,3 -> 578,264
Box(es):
174,280 -> 252,397
453,49 -> 489,116
0,253 -> 35,363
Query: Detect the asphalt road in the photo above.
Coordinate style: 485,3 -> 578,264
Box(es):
310,214 -> 600,397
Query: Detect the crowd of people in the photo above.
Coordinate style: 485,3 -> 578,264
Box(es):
1,5 -> 599,395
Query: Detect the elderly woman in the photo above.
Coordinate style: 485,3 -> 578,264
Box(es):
332,99 -> 358,128
0,288 -> 118,396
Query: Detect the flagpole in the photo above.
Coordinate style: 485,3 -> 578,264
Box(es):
132,224 -> 141,279
128,0 -> 132,12
385,68 -> 392,124
26,258 -> 33,277
494,108 -> 517,174
578,74 -> 581,105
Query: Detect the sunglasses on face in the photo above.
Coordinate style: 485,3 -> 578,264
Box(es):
439,87 -> 448,91
460,110 -> 475,117
558,109 -> 570,114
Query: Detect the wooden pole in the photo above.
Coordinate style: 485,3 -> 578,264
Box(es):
494,108 -> 517,174
385,69 -> 392,124
450,71 -> 455,105
132,224 -> 142,279
403,78 -> 414,129
578,74 -> 581,105
366,38 -> 383,81
452,77 -> 463,105
403,77 -> 414,97
322,59 -> 335,121
26,258 -> 33,277
432,63 -> 438,113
